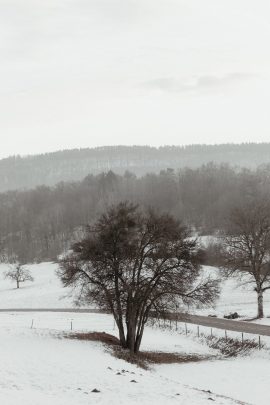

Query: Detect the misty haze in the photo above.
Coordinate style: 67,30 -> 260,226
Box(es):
1,1 -> 270,405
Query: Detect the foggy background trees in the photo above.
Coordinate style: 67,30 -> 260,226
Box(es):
0,162 -> 269,263
2,143 -> 270,192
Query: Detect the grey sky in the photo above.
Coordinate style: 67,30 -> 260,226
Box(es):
1,0 -> 270,158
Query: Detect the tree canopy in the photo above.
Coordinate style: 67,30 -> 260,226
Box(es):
222,192 -> 270,318
58,202 -> 219,353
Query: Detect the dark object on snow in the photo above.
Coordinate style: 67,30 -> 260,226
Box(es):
91,389 -> 101,393
208,314 -> 217,318
224,312 -> 239,319
130,380 -> 138,383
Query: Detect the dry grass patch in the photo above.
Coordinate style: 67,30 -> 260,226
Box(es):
67,331 -> 120,346
206,336 -> 261,357
65,331 -> 214,369
112,347 -> 213,369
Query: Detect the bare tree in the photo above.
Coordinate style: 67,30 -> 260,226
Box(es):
5,263 -> 34,289
58,202 -> 219,354
222,197 -> 270,318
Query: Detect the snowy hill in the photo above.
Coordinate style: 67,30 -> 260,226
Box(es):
198,267 -> 270,319
0,263 -> 74,309
1,263 -> 270,319
1,144 -> 270,192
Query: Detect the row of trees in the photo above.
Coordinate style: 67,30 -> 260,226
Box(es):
1,195 -> 268,352
0,164 -> 270,262
2,143 -> 270,192
2,193 -> 270,351
2,194 -> 268,353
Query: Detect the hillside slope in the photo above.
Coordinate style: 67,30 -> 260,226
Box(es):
1,263 -> 270,319
1,143 -> 270,191
0,263 -> 74,309
0,311 -> 243,405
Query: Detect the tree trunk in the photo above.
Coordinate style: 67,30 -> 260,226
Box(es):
134,325 -> 144,353
17,280 -> 19,289
257,290 -> 264,318
126,312 -> 136,353
114,268 -> 127,347
116,318 -> 126,348
126,324 -> 136,353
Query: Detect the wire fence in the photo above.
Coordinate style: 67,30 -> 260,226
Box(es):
152,317 -> 270,349
0,312 -> 116,333
1,310 -> 270,349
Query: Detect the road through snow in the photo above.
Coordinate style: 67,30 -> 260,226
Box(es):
0,308 -> 269,337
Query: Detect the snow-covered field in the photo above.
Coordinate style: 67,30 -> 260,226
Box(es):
0,311 -> 268,405
0,263 -> 74,308
1,262 -> 270,319
194,266 -> 270,320
0,262 -> 269,404
0,311 -> 267,405
1,261 -> 269,321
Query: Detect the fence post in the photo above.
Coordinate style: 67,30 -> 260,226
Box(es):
185,323 -> 188,335
259,336 -> 261,350
71,321 -> 73,331
31,319 -> 34,329
197,325 -> 200,338
211,328 -> 213,338
175,319 -> 178,331
241,332 -> 244,345
225,330 -> 227,341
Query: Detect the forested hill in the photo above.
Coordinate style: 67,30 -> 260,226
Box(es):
1,143 -> 270,192
0,163 -> 269,263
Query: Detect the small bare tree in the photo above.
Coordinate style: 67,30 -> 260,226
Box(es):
5,263 -> 34,289
222,197 -> 270,318
58,202 -> 219,353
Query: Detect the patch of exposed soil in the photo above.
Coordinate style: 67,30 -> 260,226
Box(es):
67,331 -> 120,346
65,331 -> 214,369
112,347 -> 213,369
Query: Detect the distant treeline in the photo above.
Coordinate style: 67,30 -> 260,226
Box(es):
1,143 -> 270,191
0,163 -> 269,263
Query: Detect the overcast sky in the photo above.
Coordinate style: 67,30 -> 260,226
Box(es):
1,0 -> 270,158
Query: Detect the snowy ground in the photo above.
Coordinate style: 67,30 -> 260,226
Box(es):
1,262 -> 270,319
0,261 -> 269,339
195,266 -> 270,320
0,262 -> 269,404
158,355 -> 270,405
0,311 -> 266,405
0,263 -> 74,308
